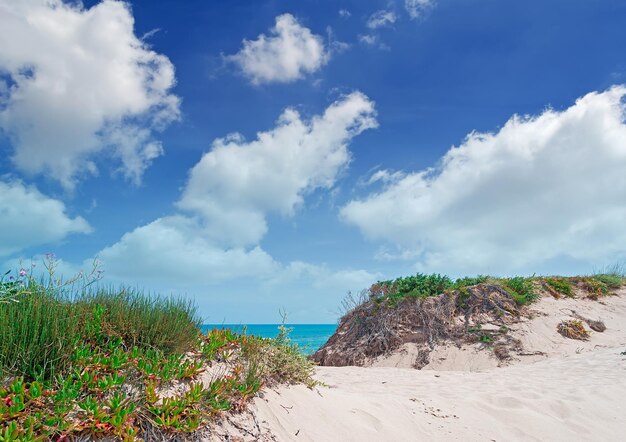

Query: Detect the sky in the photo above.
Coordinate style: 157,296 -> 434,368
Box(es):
2,0 -> 626,323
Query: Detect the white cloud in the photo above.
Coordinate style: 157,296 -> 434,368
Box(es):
269,261 -> 380,293
227,14 -> 329,84
338,9 -> 351,18
178,92 -> 377,247
97,216 -> 278,285
366,10 -> 397,29
358,34 -> 390,51
0,0 -> 180,188
86,93 -> 378,320
341,87 -> 626,275
0,180 -> 91,257
364,169 -> 406,186
359,34 -> 378,46
405,0 -> 434,19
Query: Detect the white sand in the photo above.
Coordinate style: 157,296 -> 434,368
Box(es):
253,293 -> 626,441
254,347 -> 626,441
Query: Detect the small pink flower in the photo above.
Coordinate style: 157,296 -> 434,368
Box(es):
19,269 -> 27,277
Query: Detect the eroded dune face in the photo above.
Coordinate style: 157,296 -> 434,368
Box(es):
312,283 -> 626,371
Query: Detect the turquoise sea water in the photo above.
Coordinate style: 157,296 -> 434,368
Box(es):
201,324 -> 336,354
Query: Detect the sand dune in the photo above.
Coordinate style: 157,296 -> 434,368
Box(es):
254,347 -> 626,441
253,293 -> 626,441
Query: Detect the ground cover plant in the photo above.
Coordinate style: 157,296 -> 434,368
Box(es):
0,263 -> 316,441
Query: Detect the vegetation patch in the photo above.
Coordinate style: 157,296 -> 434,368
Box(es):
0,264 -> 316,441
501,276 -> 537,305
314,270 -> 624,368
557,320 -> 590,340
544,277 -> 573,298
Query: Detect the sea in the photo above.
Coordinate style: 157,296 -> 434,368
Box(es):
201,324 -> 337,355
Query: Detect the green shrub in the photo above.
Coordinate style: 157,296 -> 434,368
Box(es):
545,277 -> 573,297
377,273 -> 454,305
592,274 -> 624,289
453,275 -> 489,289
503,277 -> 537,305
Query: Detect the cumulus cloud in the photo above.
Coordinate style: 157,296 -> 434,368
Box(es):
89,92 -> 378,318
0,0 -> 180,188
97,216 -> 278,285
405,0 -> 434,19
341,87 -> 626,275
338,9 -> 351,18
178,92 -> 377,247
366,10 -> 397,29
227,14 -> 329,84
0,180 -> 91,257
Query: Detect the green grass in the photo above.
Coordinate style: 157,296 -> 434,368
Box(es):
75,287 -> 201,354
545,277 -> 573,297
0,281 -> 201,380
1,272 -> 316,440
592,273 -> 624,289
501,276 -> 537,305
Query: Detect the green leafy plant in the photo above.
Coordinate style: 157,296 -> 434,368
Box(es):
503,276 -> 537,305
545,277 -> 573,297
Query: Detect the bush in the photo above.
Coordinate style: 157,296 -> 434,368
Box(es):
503,277 -> 537,305
453,275 -> 489,289
375,273 -> 454,305
545,277 -> 573,297
592,274 -> 624,289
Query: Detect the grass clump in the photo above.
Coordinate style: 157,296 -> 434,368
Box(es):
545,277 -> 573,298
240,322 -> 318,389
557,320 -> 590,340
592,274 -> 624,289
502,276 -> 537,305
75,288 -> 200,354
0,283 -> 200,380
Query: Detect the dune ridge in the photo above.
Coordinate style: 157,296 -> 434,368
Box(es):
251,290 -> 626,441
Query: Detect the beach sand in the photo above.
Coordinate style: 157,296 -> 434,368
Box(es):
252,293 -> 626,441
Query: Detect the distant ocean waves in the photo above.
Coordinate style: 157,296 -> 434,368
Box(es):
201,324 -> 337,354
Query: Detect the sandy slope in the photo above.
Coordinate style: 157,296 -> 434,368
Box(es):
253,293 -> 626,441
254,347 -> 626,441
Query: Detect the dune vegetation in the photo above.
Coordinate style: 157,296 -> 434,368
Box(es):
0,264 -> 315,441
315,269 -> 626,367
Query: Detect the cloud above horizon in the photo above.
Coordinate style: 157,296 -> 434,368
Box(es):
342,86 -> 626,275
0,180 -> 91,257
178,91 -> 377,247
0,0 -> 180,188
227,14 -> 329,84
92,93 -> 378,312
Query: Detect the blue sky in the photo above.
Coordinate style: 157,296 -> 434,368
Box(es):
2,0 -> 626,323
